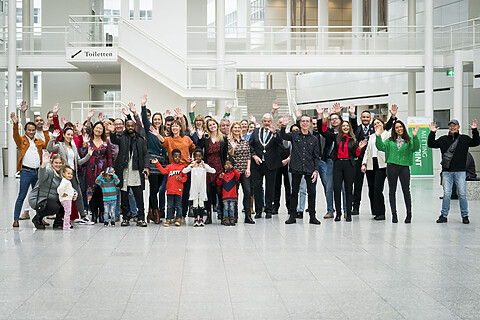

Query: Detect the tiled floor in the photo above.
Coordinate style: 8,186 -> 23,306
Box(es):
1,176 -> 480,319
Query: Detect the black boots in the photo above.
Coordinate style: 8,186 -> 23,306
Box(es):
244,213 -> 255,224
345,212 -> 352,222
392,213 -> 398,223
285,214 -> 296,224
404,214 -> 411,224
334,213 -> 341,222
205,210 -> 212,224
309,213 -> 321,225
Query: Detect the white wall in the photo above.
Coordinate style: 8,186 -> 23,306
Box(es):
121,61 -> 186,114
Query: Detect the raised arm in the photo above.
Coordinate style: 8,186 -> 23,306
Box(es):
469,119 -> 480,147
279,114 -> 292,141
46,130 -> 61,153
427,122 -> 440,149
20,101 -> 28,129
384,104 -> 398,131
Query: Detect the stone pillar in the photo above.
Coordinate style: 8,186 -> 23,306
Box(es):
424,0 -> 434,118
8,0 -> 18,177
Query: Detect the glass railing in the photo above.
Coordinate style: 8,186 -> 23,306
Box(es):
68,15 -> 119,47
70,100 -> 127,122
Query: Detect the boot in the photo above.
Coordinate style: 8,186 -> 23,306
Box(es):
244,213 -> 255,224
297,211 -> 303,219
309,212 -> 321,225
345,212 -> 352,222
159,209 -> 165,219
223,217 -> 230,226
205,210 -> 212,225
153,209 -> 162,224
334,213 -> 341,222
392,213 -> 398,223
229,216 -> 236,226
404,214 -> 411,224
285,214 -> 296,224
146,207 -> 155,223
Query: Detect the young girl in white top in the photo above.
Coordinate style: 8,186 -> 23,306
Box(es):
57,165 -> 77,230
183,149 -> 215,226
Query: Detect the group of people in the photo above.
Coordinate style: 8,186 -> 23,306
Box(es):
10,96 -> 479,230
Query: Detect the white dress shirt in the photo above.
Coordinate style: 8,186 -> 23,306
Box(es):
22,137 -> 41,169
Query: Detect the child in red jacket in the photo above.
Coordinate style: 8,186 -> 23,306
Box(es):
152,149 -> 187,227
217,158 -> 240,226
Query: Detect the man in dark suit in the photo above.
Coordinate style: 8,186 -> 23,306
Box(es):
349,104 -> 397,215
250,113 -> 283,219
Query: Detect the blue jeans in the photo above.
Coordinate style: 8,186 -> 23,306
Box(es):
167,194 -> 182,220
14,168 -> 38,220
115,188 -> 121,217
103,200 -> 116,222
441,171 -> 468,217
128,188 -> 137,217
159,174 -> 167,211
223,201 -> 235,217
319,158 -> 334,213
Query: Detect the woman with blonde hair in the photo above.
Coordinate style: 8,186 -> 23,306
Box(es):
196,118 -> 228,224
228,121 -> 255,224
190,114 -> 206,145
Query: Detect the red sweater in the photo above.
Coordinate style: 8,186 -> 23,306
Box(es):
155,162 -> 187,195
217,169 -> 241,201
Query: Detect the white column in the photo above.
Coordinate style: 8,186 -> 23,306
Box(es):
8,0 -> 17,177
408,0 -> 416,116
371,0 -> 378,27
134,0 -> 140,20
215,0 -> 225,114
318,0 -> 328,52
121,0 -> 129,19
352,0 -> 363,53
453,51 -> 463,124
424,0 -> 434,118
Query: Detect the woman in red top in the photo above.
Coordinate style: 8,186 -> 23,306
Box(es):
321,109 -> 367,222
196,118 -> 228,224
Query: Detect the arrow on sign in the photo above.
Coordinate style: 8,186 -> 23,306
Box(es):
71,50 -> 82,58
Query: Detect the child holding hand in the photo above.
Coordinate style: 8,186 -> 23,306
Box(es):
57,165 -> 77,230
95,167 -> 120,226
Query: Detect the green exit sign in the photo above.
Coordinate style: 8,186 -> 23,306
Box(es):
447,69 -> 454,77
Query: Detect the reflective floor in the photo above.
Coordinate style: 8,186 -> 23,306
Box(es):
1,176 -> 480,319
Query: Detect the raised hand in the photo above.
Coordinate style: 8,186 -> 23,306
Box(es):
174,108 -> 183,119
390,104 -> 398,117
412,125 -> 420,137
268,123 -> 277,133
88,109 -> 95,119
106,123 -> 115,133
332,102 -> 342,114
121,107 -> 129,118
295,108 -> 302,119
10,112 -> 18,124
76,123 -> 83,134
315,104 -> 324,117
149,126 -> 160,137
52,103 -> 60,115
226,102 -> 233,113
61,117 -> 68,125
323,108 -> 331,120
348,104 -> 356,116
52,129 -> 61,138
128,102 -> 137,116
190,100 -> 197,112
20,101 -> 28,113
282,113 -> 290,126
98,112 -> 104,122
42,151 -> 50,165
358,139 -> 368,149
429,122 -> 439,133
375,126 -> 382,136
43,121 -> 49,131
141,94 -> 147,106
164,109 -> 171,117
249,115 -> 256,124
470,119 -> 478,130
272,100 -> 280,113
87,147 -> 94,156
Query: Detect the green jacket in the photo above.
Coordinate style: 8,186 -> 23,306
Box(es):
375,135 -> 420,166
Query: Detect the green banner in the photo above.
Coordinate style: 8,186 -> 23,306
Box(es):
408,117 -> 434,177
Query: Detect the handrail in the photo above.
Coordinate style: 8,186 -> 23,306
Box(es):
433,16 -> 480,29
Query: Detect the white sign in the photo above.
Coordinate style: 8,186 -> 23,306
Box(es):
66,47 -> 118,62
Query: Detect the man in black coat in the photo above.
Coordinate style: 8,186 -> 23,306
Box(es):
428,119 -> 480,224
108,120 -> 150,227
249,113 -> 283,219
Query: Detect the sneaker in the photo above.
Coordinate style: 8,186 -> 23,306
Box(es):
19,211 -> 30,220
111,221 -> 115,227
133,217 -> 138,222
164,220 -> 173,227
323,212 -> 334,219
46,215 -> 56,220
436,215 -> 448,223
104,222 -> 109,227
175,218 -> 182,226
136,220 -> 147,227
463,216 -> 470,224
121,220 -> 130,227
193,218 -> 199,227
63,225 -> 73,230
78,217 -> 94,225
199,218 -> 205,227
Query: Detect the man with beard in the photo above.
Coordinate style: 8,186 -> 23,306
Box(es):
107,120 -> 149,227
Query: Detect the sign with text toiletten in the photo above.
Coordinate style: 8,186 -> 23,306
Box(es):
66,48 -> 118,61
408,117 -> 434,177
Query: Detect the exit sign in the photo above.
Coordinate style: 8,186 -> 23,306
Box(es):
447,69 -> 454,77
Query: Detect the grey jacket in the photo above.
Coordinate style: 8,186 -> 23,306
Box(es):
47,140 -> 91,172
29,167 -> 62,208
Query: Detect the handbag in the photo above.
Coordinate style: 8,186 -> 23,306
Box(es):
34,173 -> 54,212
441,138 -> 459,169
148,153 -> 166,175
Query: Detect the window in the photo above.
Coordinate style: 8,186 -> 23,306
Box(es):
251,0 -> 265,22
434,110 -> 451,129
128,0 -> 152,20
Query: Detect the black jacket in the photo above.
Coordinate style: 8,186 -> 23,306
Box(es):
428,129 -> 480,172
320,119 -> 359,166
197,135 -> 228,167
350,115 -> 396,158
110,131 -> 149,189
249,127 -> 283,170
280,127 -> 319,174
